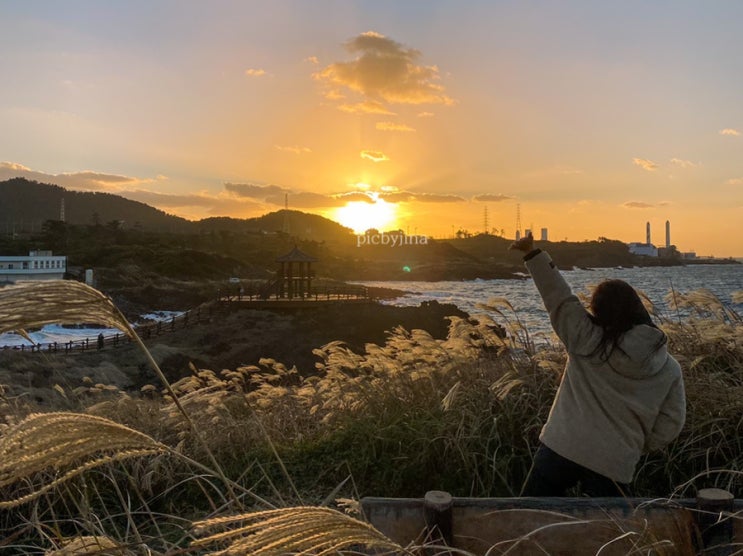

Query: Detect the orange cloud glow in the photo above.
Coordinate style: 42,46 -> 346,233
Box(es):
376,121 -> 415,132
632,158 -> 658,172
360,150 -> 389,162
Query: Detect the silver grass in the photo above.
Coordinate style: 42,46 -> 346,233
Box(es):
0,279 -> 131,337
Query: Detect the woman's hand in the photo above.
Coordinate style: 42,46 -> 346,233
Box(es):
509,232 -> 534,253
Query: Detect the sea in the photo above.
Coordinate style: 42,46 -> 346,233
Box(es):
0,311 -> 183,349
1,265 -> 740,348
355,264 -> 743,340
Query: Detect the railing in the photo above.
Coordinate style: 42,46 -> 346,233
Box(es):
0,303 -> 218,354
217,283 -> 371,302
1,284 -> 375,355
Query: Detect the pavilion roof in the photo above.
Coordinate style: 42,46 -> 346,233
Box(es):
275,246 -> 318,263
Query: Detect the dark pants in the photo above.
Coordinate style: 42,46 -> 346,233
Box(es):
521,444 -> 630,497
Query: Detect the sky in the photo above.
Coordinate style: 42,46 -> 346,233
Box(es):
1,1 -> 742,257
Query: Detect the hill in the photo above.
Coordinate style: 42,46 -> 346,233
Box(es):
196,211 -> 353,242
0,177 -> 193,232
0,177 -> 696,311
0,177 -> 355,243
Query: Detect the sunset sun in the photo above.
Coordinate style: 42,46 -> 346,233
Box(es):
334,195 -> 398,233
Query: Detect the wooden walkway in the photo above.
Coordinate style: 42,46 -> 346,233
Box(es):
0,303 -> 218,355
1,284 -> 376,355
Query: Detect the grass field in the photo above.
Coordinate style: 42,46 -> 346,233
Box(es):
0,280 -> 741,554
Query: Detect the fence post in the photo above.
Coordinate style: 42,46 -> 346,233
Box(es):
697,488 -> 734,555
424,490 -> 453,554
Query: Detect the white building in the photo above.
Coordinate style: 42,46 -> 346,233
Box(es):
627,242 -> 658,257
0,250 -> 67,283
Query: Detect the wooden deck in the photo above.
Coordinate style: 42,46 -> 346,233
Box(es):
362,488 -> 738,555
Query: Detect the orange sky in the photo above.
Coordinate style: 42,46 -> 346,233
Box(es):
1,2 -> 742,257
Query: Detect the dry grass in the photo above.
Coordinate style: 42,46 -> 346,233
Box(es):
0,280 -> 132,337
0,412 -> 166,509
44,535 -> 134,555
191,506 -> 408,555
0,280 -> 742,553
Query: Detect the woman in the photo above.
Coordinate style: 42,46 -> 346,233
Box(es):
511,233 -> 686,496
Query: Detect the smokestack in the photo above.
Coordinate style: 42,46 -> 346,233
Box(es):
665,220 -> 670,248
646,221 -> 651,245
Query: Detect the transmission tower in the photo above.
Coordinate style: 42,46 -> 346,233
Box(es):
483,206 -> 489,234
60,197 -> 66,222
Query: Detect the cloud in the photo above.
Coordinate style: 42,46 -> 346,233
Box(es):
623,201 -> 654,209
0,162 -> 153,191
374,189 -> 466,203
323,90 -> 346,101
336,191 -> 375,203
121,189 -> 262,215
360,150 -> 389,162
274,145 -> 312,154
265,191 -> 346,208
472,194 -> 514,202
338,101 -> 395,115
417,111 -> 434,118
719,128 -> 740,136
305,56 -> 319,65
415,193 -> 466,203
378,191 -> 416,203
224,182 -> 289,198
0,162 -> 349,217
315,31 -> 454,112
225,182 -> 364,209
670,158 -> 699,168
245,68 -> 267,77
632,158 -> 658,172
375,121 -> 415,132
0,161 -> 31,172
726,177 -> 743,186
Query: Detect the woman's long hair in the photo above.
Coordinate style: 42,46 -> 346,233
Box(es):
588,279 -> 665,359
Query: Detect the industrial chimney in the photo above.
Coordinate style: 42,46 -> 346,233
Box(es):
646,221 -> 651,245
665,220 -> 670,248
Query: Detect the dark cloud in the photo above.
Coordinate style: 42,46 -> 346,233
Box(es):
377,190 -> 465,203
623,201 -> 654,209
224,182 -> 290,198
472,194 -> 513,202
415,193 -> 466,203
0,162 -> 151,191
336,191 -> 375,203
226,183 -> 363,208
265,191 -> 346,209
119,189 -> 262,216
378,191 -> 416,203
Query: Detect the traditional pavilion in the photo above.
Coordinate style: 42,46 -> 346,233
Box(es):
274,246 -> 318,299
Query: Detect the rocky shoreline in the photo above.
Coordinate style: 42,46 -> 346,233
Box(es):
0,299 -> 469,406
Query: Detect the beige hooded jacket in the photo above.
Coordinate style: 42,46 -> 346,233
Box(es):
525,250 -> 686,483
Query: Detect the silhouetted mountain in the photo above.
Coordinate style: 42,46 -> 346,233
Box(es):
0,178 -> 192,232
0,178 -> 352,240
196,210 -> 353,242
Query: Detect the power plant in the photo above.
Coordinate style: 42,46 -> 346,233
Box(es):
628,220 -> 693,259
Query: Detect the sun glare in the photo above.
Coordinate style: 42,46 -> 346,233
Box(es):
334,195 -> 398,233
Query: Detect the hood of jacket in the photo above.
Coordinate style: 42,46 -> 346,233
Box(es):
605,324 -> 669,379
